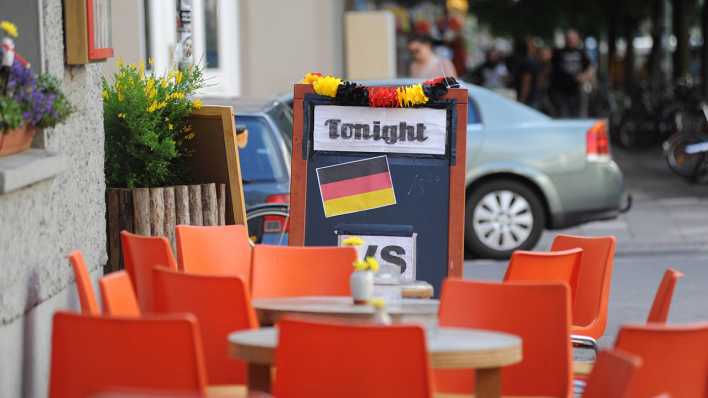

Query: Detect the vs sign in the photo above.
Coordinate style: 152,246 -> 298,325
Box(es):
338,234 -> 417,281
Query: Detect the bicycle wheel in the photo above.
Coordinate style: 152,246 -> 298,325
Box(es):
665,132 -> 707,178
246,203 -> 290,245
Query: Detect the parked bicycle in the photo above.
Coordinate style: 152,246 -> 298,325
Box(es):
664,102 -> 708,183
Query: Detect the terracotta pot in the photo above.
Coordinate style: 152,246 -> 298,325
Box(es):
0,126 -> 36,156
350,270 -> 374,305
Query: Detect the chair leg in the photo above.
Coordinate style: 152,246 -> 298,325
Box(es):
571,334 -> 599,355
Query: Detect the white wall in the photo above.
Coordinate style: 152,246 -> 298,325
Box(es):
0,0 -> 107,396
238,0 -> 346,97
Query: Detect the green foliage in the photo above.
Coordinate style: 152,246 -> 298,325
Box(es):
102,61 -> 205,188
33,73 -> 74,129
0,96 -> 22,131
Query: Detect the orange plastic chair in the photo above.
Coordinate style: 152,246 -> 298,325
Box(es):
614,322 -> 708,397
581,349 -> 642,398
175,225 -> 252,281
551,235 -> 616,350
68,251 -> 100,315
437,279 -> 573,397
99,271 -> 141,317
153,267 -> 258,385
275,318 -> 433,398
121,231 -> 178,312
251,245 -> 356,298
504,248 -> 583,303
647,268 -> 684,323
48,311 -> 208,398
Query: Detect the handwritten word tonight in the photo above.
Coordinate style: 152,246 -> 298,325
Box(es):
324,119 -> 429,145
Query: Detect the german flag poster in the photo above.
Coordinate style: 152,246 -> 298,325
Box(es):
316,156 -> 396,218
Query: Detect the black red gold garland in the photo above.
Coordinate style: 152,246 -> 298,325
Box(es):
301,73 -> 458,108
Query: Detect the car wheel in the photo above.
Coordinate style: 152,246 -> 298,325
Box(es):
465,180 -> 545,259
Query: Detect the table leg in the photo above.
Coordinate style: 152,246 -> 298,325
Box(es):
247,363 -> 272,394
475,367 -> 501,398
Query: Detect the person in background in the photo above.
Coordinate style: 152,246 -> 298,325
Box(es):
472,48 -> 509,90
515,37 -> 541,108
549,29 -> 593,117
408,34 -> 457,79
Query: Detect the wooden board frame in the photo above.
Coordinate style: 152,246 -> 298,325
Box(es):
185,105 -> 248,226
289,84 -> 467,279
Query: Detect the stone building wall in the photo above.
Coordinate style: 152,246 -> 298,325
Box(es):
0,0 -> 107,396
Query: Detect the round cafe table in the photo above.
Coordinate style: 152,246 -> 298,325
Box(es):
252,296 -> 439,326
229,326 -> 522,398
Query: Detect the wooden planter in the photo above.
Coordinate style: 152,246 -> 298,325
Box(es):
0,126 -> 37,157
106,183 -> 227,273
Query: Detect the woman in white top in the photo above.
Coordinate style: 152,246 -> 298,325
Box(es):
408,34 -> 457,79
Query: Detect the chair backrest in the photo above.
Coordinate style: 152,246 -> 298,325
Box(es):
251,245 -> 356,298
551,234 -> 615,333
437,279 -> 572,397
275,318 -> 432,398
49,311 -> 208,398
152,267 -> 258,385
121,231 -> 178,312
503,248 -> 582,302
582,349 -> 642,398
68,251 -> 100,315
615,323 -> 708,397
175,225 -> 252,280
647,268 -> 684,323
99,271 -> 141,317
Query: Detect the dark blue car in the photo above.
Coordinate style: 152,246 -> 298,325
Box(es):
201,97 -> 292,243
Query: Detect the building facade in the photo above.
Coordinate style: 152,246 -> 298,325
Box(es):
0,1 -> 107,396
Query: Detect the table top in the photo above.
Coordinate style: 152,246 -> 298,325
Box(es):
252,295 -> 439,316
229,326 -> 522,369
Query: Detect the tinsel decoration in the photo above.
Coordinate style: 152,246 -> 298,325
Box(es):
368,87 -> 399,107
334,81 -> 369,106
301,73 -> 458,108
312,75 -> 342,97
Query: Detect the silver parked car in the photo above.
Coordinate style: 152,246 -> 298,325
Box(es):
281,80 -> 625,258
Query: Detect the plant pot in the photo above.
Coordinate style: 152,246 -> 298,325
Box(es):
105,183 -> 227,273
0,126 -> 36,157
350,270 -> 374,305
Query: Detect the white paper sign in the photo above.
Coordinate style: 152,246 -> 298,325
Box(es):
313,105 -> 447,155
338,234 -> 417,281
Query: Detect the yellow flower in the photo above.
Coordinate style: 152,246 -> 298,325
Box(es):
313,75 -> 341,97
192,98 -> 202,110
342,236 -> 364,247
396,84 -> 429,107
144,79 -> 156,99
301,72 -> 322,84
168,123 -> 173,131
353,260 -> 368,272
117,92 -> 124,102
147,102 -> 158,113
169,92 -> 185,100
102,90 -> 108,99
0,21 -> 18,38
174,70 -> 183,84
139,61 -> 145,79
370,298 -> 385,309
160,78 -> 168,89
365,256 -> 379,272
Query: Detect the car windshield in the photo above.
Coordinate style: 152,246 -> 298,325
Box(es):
266,102 -> 293,152
235,115 -> 287,182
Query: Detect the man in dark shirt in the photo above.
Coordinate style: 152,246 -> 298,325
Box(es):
549,30 -> 592,117
516,37 -> 541,109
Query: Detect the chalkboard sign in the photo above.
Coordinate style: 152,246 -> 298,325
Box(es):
289,84 -> 467,295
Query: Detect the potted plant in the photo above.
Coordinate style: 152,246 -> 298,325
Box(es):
0,20 -> 73,156
103,60 -> 231,271
343,236 -> 380,305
